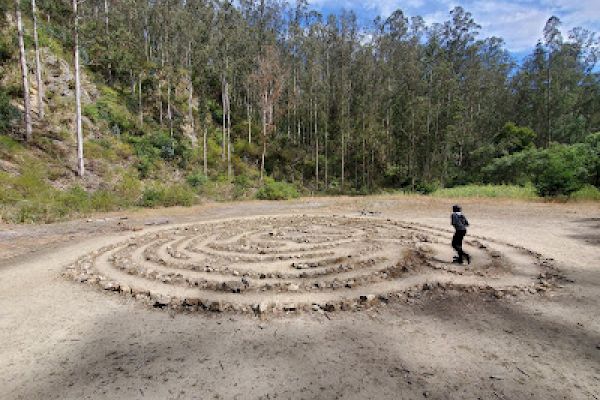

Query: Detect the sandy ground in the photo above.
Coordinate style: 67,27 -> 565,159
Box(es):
0,195 -> 599,400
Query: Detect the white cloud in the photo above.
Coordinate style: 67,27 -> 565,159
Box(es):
307,0 -> 600,53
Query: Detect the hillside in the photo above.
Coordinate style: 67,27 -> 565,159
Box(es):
0,9 -> 295,223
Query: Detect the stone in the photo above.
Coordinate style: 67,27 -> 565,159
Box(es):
258,302 -> 269,314
221,281 -> 245,293
209,301 -> 222,312
287,283 -> 300,292
102,281 -> 120,291
184,298 -> 200,306
151,294 -> 171,308
292,262 -> 318,269
360,294 -> 377,305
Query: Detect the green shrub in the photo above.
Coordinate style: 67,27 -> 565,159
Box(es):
141,183 -> 196,207
0,89 -> 17,132
530,144 -> 590,197
186,171 -> 209,189
60,186 -> 91,213
570,185 -> 600,201
413,180 -> 440,194
114,172 -> 142,206
233,174 -> 256,199
90,189 -> 119,212
256,180 -> 299,200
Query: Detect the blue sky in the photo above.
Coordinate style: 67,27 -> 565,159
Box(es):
309,0 -> 600,59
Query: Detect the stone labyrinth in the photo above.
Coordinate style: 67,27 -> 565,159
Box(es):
65,215 -> 562,315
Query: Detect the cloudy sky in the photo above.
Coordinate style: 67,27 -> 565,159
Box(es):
309,0 -> 600,57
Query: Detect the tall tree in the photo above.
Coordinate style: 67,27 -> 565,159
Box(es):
31,0 -> 43,119
15,0 -> 32,141
73,0 -> 84,176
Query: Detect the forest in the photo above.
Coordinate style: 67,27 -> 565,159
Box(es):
1,0 -> 600,222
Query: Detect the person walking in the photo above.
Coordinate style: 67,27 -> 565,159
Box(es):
451,205 -> 470,264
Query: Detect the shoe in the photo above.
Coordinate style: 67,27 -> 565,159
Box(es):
452,258 -> 463,264
465,254 -> 471,265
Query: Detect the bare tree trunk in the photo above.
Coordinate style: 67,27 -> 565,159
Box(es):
324,116 -> 328,189
221,79 -> 226,160
138,74 -> 143,126
15,0 -> 32,142
188,75 -> 194,134
72,0 -> 84,176
104,0 -> 111,81
341,130 -> 345,190
227,89 -> 232,179
362,117 -> 366,189
314,102 -> 318,190
203,125 -> 208,176
31,0 -> 43,119
260,95 -> 266,181
167,80 -> 173,138
247,99 -> 252,144
158,80 -> 163,125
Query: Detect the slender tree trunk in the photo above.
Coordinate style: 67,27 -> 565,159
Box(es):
167,80 -> 173,138
72,0 -> 84,176
260,93 -> 267,181
104,0 -> 111,82
188,74 -> 194,136
361,114 -> 365,188
227,88 -> 232,179
314,102 -> 318,190
158,80 -> 163,125
547,53 -> 552,147
247,99 -> 252,144
138,74 -> 143,126
221,79 -> 226,160
31,0 -> 43,119
203,125 -> 208,176
324,116 -> 328,189
15,0 -> 32,142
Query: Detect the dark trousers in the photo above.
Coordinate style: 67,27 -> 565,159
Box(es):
452,230 -> 467,262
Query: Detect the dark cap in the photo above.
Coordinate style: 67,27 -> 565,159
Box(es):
452,205 -> 461,212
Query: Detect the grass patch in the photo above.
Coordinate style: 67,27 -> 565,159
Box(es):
569,185 -> 600,201
256,179 -> 299,200
141,182 -> 196,208
432,184 -> 539,199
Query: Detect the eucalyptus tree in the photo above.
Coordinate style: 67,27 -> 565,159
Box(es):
14,0 -> 32,142
31,0 -> 44,119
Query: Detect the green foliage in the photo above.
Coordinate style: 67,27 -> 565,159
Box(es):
530,144 -> 591,197
85,86 -> 137,134
186,170 -> 209,189
482,149 -> 535,185
432,184 -> 538,199
413,180 -> 440,195
494,122 -> 536,155
0,166 -> 142,223
569,185 -> 600,201
233,174 -> 256,199
0,30 -> 13,62
141,182 -> 196,207
256,179 -> 299,200
0,88 -> 18,132
0,134 -> 24,157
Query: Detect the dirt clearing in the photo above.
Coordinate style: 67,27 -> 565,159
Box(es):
1,196 -> 599,399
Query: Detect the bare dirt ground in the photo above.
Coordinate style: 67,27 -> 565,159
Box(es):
0,195 -> 599,400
